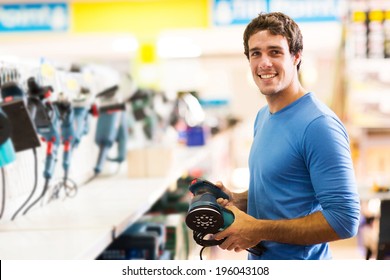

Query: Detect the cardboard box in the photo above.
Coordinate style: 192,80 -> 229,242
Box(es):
127,146 -> 173,178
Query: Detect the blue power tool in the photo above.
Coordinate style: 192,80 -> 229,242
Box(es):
56,99 -> 75,176
91,85 -> 128,176
21,77 -> 61,180
23,77 -> 61,214
49,97 -> 78,200
72,87 -> 97,148
185,179 -> 234,246
94,102 -> 127,174
185,178 -> 266,256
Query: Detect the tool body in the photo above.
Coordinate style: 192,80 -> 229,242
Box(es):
1,81 -> 41,219
22,77 -> 61,214
49,99 -> 78,200
56,100 -> 75,176
128,88 -> 155,140
185,178 -> 266,256
186,179 -> 234,234
27,79 -> 61,181
94,103 -> 127,174
186,179 -> 234,247
72,85 -> 97,148
0,108 -> 16,167
91,85 -> 128,176
0,83 -> 41,152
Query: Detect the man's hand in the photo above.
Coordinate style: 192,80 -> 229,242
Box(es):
213,205 -> 261,252
214,181 -> 248,212
214,181 -> 233,203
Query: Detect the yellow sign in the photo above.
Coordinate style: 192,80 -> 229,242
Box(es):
71,0 -> 209,36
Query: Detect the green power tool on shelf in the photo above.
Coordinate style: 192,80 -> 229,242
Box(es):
185,178 -> 266,256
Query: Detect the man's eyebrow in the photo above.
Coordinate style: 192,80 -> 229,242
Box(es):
249,45 -> 284,53
267,45 -> 283,50
249,47 -> 261,53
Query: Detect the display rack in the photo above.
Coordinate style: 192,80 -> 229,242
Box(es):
0,130 -> 232,260
345,1 -> 390,186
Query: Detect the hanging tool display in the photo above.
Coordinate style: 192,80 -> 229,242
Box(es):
185,178 -> 266,259
169,91 -> 206,146
72,87 -> 98,148
128,88 -> 156,140
0,107 -> 16,219
0,73 -> 41,220
0,82 -> 41,152
25,77 -> 53,130
60,64 -> 97,149
50,67 -> 99,193
0,107 -> 16,167
23,77 -> 61,214
1,81 -> 25,102
49,94 -> 78,200
87,85 -> 128,182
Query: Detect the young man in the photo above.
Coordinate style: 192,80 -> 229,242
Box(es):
214,12 -> 360,260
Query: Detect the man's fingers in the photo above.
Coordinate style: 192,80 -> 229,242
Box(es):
214,226 -> 231,241
219,236 -> 234,250
215,181 -> 224,188
217,197 -> 229,207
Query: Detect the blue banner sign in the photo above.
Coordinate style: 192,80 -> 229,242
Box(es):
213,0 -> 267,25
0,3 -> 69,32
213,0 -> 341,26
269,0 -> 341,22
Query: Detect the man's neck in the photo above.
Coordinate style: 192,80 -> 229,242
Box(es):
266,86 -> 307,114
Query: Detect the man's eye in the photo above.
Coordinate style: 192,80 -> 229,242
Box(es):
251,52 -> 259,57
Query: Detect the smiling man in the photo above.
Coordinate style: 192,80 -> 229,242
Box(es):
214,12 -> 360,260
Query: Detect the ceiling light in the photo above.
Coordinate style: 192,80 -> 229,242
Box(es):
157,36 -> 202,58
111,36 -> 139,53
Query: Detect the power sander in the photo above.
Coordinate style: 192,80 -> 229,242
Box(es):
185,178 -> 266,256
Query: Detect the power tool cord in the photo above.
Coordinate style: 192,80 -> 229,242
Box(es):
83,173 -> 98,186
194,231 -> 266,260
199,246 -> 207,260
49,171 -> 78,202
0,167 -> 5,219
194,231 -> 224,260
22,178 -> 50,215
11,148 -> 38,220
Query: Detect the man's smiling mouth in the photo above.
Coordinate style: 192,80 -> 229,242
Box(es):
259,74 -> 277,79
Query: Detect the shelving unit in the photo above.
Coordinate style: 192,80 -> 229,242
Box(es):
0,130 -> 233,260
345,1 -> 390,185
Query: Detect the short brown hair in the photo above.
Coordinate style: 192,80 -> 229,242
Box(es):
243,12 -> 303,69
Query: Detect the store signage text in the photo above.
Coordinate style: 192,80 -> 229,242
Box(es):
0,3 -> 69,32
270,0 -> 341,22
213,0 -> 342,26
213,0 -> 267,25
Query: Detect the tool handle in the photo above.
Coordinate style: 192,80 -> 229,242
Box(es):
189,179 -> 230,200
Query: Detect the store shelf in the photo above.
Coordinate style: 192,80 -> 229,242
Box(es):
0,229 -> 113,260
0,176 -> 169,259
0,131 -> 229,260
347,58 -> 390,74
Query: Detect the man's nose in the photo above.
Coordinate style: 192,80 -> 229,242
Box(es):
258,56 -> 272,69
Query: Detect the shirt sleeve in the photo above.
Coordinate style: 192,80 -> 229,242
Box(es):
303,115 -> 360,239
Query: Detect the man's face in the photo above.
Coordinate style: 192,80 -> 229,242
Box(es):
248,30 -> 300,97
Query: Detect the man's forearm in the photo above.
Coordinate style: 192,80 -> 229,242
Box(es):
257,211 -> 340,245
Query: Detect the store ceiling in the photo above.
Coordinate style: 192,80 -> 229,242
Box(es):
0,20 -> 341,66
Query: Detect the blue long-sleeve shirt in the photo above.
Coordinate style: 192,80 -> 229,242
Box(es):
248,93 -> 360,260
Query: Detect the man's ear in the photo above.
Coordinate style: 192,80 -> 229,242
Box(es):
294,51 -> 302,65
